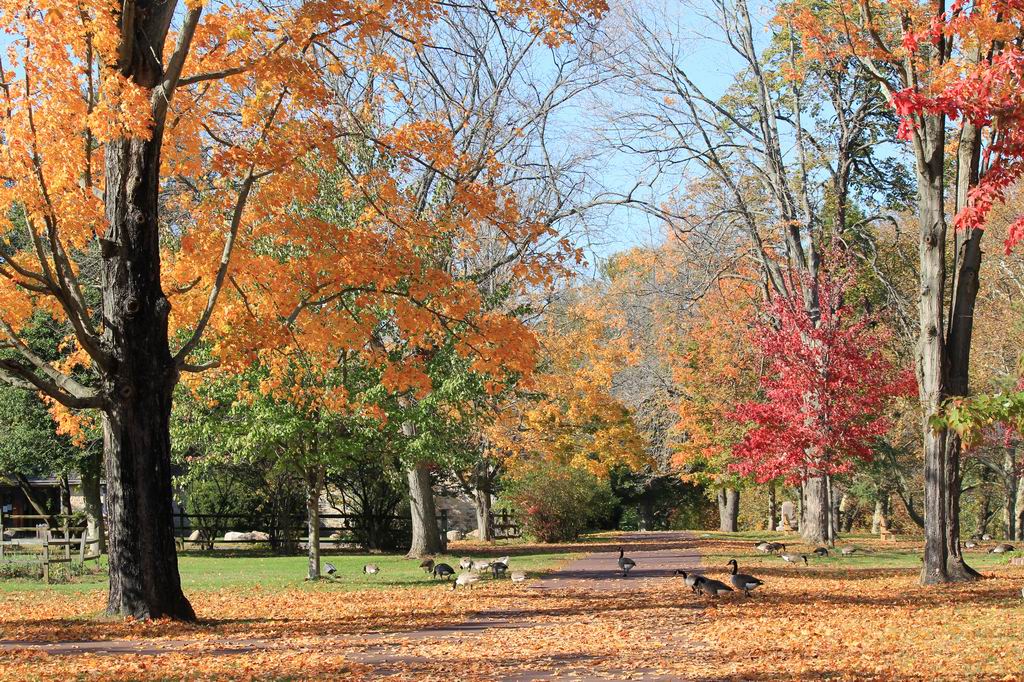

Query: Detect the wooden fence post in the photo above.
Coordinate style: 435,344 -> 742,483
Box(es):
42,534 -> 49,584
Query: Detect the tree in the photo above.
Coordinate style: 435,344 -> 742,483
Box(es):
0,0 -> 606,619
607,0 -> 904,542
783,0 -> 1024,585
732,266 -> 914,544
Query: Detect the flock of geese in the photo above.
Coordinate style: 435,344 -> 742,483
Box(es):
329,536 -> 1018,596
326,555 -> 527,590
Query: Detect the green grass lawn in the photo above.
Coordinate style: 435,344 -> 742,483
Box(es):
694,529 -> 1020,570
0,548 -> 577,594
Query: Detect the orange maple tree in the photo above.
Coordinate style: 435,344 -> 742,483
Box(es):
0,0 -> 606,619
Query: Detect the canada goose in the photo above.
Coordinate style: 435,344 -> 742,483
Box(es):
695,576 -> 734,598
363,563 -> 380,575
432,562 -> 455,580
324,562 -> 337,576
618,548 -> 636,577
726,559 -> 764,597
491,561 -> 508,579
989,543 -> 1015,554
673,569 -> 701,593
765,542 -> 787,554
451,572 -> 480,590
495,555 -> 510,566
812,547 -> 829,557
510,570 -> 527,583
471,560 -> 492,572
754,541 -> 772,553
419,558 -> 435,573
841,546 -> 858,556
780,553 -> 808,565
459,557 -> 473,570
982,533 -> 993,541
964,541 -> 978,549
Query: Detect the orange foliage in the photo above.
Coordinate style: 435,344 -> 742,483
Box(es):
671,279 -> 761,484
0,0 -> 607,419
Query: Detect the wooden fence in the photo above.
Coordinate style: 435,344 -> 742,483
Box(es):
0,513 -> 102,582
489,510 -> 521,539
171,510 -> 451,552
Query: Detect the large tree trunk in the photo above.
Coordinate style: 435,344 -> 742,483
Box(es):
802,476 -> 829,544
80,451 -> 106,554
97,0 -> 201,622
406,461 -> 442,557
717,488 -> 739,532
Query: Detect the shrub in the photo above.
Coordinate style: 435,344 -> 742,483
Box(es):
502,463 -> 618,542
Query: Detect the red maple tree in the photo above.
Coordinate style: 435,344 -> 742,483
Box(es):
731,270 -> 914,484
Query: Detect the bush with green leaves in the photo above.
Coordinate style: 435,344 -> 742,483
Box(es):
502,462 -> 618,542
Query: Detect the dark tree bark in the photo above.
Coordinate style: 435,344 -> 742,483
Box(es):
99,1 -> 202,620
717,488 -> 739,532
767,481 -> 778,531
80,451 -> 106,554
406,461 -> 442,557
802,476 -> 829,544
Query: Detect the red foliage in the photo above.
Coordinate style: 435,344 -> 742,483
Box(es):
730,270 -> 915,484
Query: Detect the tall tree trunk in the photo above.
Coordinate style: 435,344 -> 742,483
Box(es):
98,0 -> 199,621
406,461 -> 442,557
474,485 -> 492,542
916,107 -> 952,586
80,451 -> 106,553
872,497 -> 886,534
767,481 -> 778,531
305,466 -> 323,580
802,476 -> 829,544
1016,478 -> 1024,542
717,488 -> 739,532
974,466 -> 993,538
59,474 -> 72,516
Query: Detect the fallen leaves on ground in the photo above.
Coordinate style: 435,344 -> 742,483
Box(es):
1,535 -> 1022,680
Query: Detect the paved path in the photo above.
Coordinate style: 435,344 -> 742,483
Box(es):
351,531 -> 704,680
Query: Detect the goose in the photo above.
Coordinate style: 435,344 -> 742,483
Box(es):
673,569 -> 701,593
459,557 -> 473,570
841,546 -> 858,556
419,558 -> 435,573
964,541 -> 978,549
754,541 -> 772,553
982,533 -> 993,541
495,555 -> 510,566
451,572 -> 480,590
780,553 -> 808,565
491,561 -> 509,579
618,548 -> 636,577
765,542 -> 787,554
363,563 -> 381,575
989,543 -> 1015,554
471,560 -> 492,572
812,547 -> 829,557
726,559 -> 764,597
432,562 -> 455,580
695,576 -> 734,598
510,570 -> 527,583
324,562 -> 337,576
